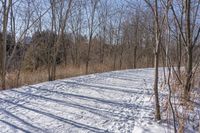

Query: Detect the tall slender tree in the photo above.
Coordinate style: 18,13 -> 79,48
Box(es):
85,0 -> 99,74
0,0 -> 12,89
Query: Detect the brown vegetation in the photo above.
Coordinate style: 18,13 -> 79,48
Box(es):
0,0 -> 199,131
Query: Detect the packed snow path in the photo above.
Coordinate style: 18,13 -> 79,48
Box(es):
0,68 -> 170,133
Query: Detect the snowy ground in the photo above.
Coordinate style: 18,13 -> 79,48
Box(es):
0,68 -> 178,133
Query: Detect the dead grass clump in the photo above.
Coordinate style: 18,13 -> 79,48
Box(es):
162,69 -> 200,133
3,62 -> 114,89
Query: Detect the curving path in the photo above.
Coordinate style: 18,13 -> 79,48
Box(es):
0,68 -> 171,133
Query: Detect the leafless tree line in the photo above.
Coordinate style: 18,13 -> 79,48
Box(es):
143,0 -> 200,132
0,0 -> 200,131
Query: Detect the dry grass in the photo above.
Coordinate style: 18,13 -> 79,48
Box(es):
4,63 -> 114,89
161,68 -> 200,132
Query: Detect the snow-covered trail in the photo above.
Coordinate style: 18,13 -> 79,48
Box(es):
0,68 -> 170,133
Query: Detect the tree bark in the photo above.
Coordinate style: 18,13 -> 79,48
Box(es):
184,0 -> 192,100
153,0 -> 161,120
133,46 -> 137,69
1,0 -> 12,89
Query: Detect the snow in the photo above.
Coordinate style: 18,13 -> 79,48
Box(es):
0,68 -> 192,133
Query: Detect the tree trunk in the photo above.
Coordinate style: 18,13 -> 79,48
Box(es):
85,39 -> 92,74
184,0 -> 192,100
1,0 -> 12,89
184,47 -> 193,99
153,0 -> 161,120
154,50 -> 161,120
119,45 -> 124,69
177,34 -> 182,76
133,46 -> 137,69
113,47 -> 117,70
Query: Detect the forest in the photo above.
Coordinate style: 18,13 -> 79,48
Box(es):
0,0 -> 198,89
0,0 -> 200,132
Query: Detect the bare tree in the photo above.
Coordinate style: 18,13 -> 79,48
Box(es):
69,0 -> 83,67
144,0 -> 162,120
144,0 -> 170,120
170,0 -> 200,99
85,0 -> 99,74
0,0 -> 12,89
48,0 -> 73,80
97,0 -> 109,64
